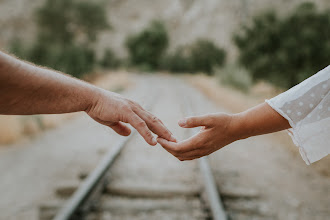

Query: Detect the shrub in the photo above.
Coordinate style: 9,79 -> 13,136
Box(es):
52,46 -> 95,78
162,39 -> 226,75
35,0 -> 109,46
9,38 -> 27,59
72,1 -> 110,43
217,64 -> 252,92
234,2 -> 330,88
161,47 -> 192,73
125,20 -> 169,70
10,0 -> 109,78
189,39 -> 226,75
100,49 -> 120,69
28,42 -> 95,78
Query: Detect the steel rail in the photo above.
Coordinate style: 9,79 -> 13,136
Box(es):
53,85 -> 226,220
53,93 -> 156,220
186,97 -> 227,220
198,157 -> 227,220
53,132 -> 136,220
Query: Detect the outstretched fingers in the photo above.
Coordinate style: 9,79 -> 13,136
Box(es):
178,114 -> 215,128
157,134 -> 204,160
133,106 -> 176,142
128,113 -> 158,146
109,122 -> 131,136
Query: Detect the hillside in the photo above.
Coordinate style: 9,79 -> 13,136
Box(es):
1,0 -> 330,59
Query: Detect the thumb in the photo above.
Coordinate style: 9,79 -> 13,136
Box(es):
178,115 -> 213,128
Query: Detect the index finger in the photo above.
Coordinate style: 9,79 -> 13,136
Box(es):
128,113 -> 157,146
133,108 -> 176,142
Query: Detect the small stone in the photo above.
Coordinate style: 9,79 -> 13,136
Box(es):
55,181 -> 79,198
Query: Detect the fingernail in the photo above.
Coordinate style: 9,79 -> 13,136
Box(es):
170,135 -> 177,142
152,137 -> 157,145
178,119 -> 187,126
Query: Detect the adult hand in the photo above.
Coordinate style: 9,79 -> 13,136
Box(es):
86,89 -> 176,146
157,113 -> 239,160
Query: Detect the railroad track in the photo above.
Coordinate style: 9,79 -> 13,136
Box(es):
39,84 -> 227,220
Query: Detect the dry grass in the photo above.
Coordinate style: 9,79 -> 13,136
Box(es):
187,74 -> 281,113
187,74 -> 330,176
92,70 -> 133,92
0,71 -> 133,145
0,116 -> 23,144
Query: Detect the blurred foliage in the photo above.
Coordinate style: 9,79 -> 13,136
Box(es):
35,0 -> 109,45
234,2 -> 330,88
125,20 -> 169,70
100,49 -> 120,69
189,39 -> 226,74
161,47 -> 192,73
10,0 -> 110,78
216,64 -> 252,92
29,43 -> 95,78
162,39 -> 226,75
9,38 -> 27,59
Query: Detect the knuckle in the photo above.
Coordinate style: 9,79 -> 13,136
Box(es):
132,102 -> 142,111
146,131 -> 153,138
137,120 -> 147,128
122,104 -> 132,113
126,98 -> 135,105
151,116 -> 159,123
135,103 -> 143,109
165,130 -> 172,136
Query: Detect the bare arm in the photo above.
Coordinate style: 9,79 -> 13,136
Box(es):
233,102 -> 291,139
0,51 -> 176,145
0,51 -> 96,115
157,102 -> 290,160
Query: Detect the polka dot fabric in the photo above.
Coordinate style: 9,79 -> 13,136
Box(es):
266,66 -> 330,165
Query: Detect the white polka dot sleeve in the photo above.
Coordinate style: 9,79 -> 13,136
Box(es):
266,66 -> 330,165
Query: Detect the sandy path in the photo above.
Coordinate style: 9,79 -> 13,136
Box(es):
0,75 -> 149,220
188,77 -> 330,220
0,74 -> 329,220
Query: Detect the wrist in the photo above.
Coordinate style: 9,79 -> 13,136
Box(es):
230,112 -> 252,140
82,84 -> 104,113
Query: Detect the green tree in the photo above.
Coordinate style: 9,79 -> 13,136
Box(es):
72,1 -> 110,43
125,20 -> 169,70
234,2 -> 330,88
162,39 -> 226,75
36,0 -> 109,46
161,47 -> 193,73
189,39 -> 226,75
9,38 -> 27,59
16,0 -> 110,77
100,49 -> 120,69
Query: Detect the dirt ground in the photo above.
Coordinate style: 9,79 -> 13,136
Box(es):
188,74 -> 330,177
0,71 -> 132,145
188,74 -> 330,219
0,73 -> 328,220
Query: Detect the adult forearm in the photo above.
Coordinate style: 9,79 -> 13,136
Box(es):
232,102 -> 291,140
0,51 -> 176,145
0,51 -> 98,115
